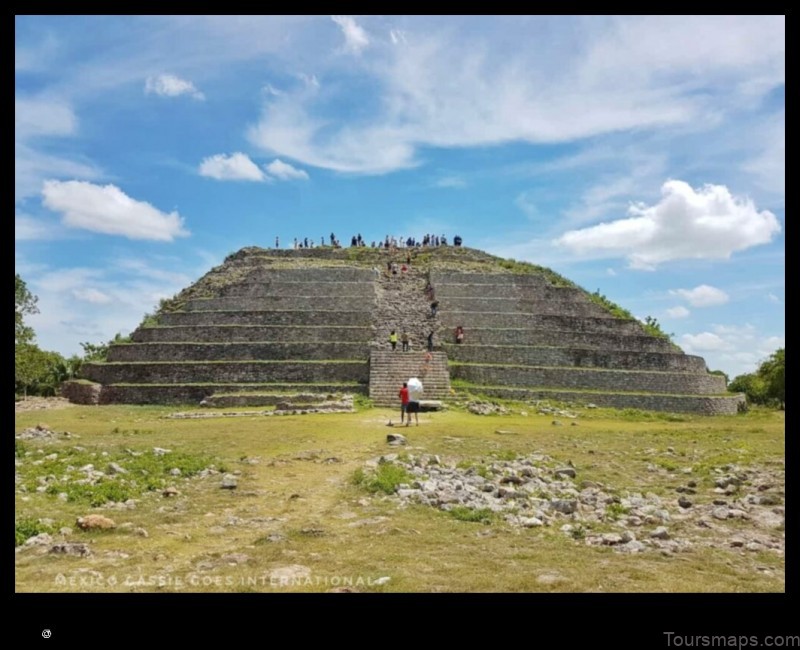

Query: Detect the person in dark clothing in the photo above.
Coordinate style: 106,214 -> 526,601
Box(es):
430,301 -> 439,317
455,325 -> 464,344
304,237 -> 309,248
401,331 -> 410,352
454,235 -> 462,246
427,330 -> 434,352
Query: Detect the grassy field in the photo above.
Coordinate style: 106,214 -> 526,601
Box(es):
14,401 -> 785,593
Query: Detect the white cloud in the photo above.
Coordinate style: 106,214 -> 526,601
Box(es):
666,306 -> 690,319
767,293 -> 781,304
145,73 -> 205,100
606,268 -> 617,276
670,284 -> 729,307
72,287 -> 112,304
264,159 -> 309,181
556,180 -> 781,269
680,332 -> 731,352
199,153 -> 265,182
390,30 -> 407,45
41,180 -> 189,241
15,143 -> 102,202
331,15 -> 369,54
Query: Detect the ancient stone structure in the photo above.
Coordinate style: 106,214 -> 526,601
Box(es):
63,246 -> 745,414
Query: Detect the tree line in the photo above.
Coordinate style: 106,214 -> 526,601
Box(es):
15,274 -> 127,398
728,348 -> 785,409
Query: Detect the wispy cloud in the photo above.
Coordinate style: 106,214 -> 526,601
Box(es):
434,176 -> 467,189
42,180 -> 190,241
331,15 -> 369,54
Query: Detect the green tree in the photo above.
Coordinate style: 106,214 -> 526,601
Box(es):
728,372 -> 768,405
758,347 -> 785,408
15,274 -> 38,346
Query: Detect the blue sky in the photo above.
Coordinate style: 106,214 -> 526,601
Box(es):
15,15 -> 784,379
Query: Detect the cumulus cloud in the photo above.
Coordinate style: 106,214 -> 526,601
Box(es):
264,159 -> 309,181
199,153 -> 265,182
670,284 -> 729,307
331,15 -> 369,54
145,73 -> 205,100
666,306 -> 690,319
680,324 -> 784,377
41,180 -> 189,241
556,180 -> 781,269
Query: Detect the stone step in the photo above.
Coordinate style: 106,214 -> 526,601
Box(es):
450,363 -> 727,395
434,298 -> 607,317
442,327 -> 675,352
439,312 -> 645,334
430,271 -> 550,286
236,268 -> 375,282
220,281 -> 375,298
159,310 -> 372,327
463,386 -> 745,415
369,351 -> 451,405
184,296 -> 368,312
107,342 -> 371,362
202,391 -> 350,408
81,360 -> 369,385
132,325 -> 372,344
433,284 -> 589,301
443,344 -> 706,372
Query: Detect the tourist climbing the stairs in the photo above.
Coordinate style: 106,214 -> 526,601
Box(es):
389,330 -> 398,351
401,331 -> 410,352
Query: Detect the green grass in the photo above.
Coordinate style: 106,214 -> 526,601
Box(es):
15,517 -> 64,546
449,507 -> 495,524
15,402 -> 785,593
353,463 -> 413,495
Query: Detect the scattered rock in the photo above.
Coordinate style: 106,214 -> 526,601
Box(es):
162,486 -> 180,498
650,526 -> 670,540
387,433 -> 407,446
153,447 -> 171,456
169,468 -> 182,477
678,497 -> 693,509
107,462 -> 127,475
554,467 -> 576,479
49,542 -> 92,557
133,527 -> 149,538
76,515 -> 116,530
712,507 -> 730,520
520,517 -> 544,528
24,533 -> 53,546
373,576 -> 391,586
59,527 -> 72,536
550,499 -> 578,515
602,533 -> 623,545
221,474 -> 238,489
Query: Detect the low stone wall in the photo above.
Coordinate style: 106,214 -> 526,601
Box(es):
447,327 -> 676,352
91,383 -> 366,405
440,312 -> 645,334
81,360 -> 369,384
159,310 -> 371,327
220,281 -> 375,298
238,268 -> 375,283
184,296 -> 367,312
472,386 -> 746,415
61,380 -> 101,404
444,344 -> 707,372
133,325 -> 372,343
450,363 -> 727,395
435,283 -> 591,302
107,341 -> 371,362
431,271 -> 549,286
439,297 -> 607,317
